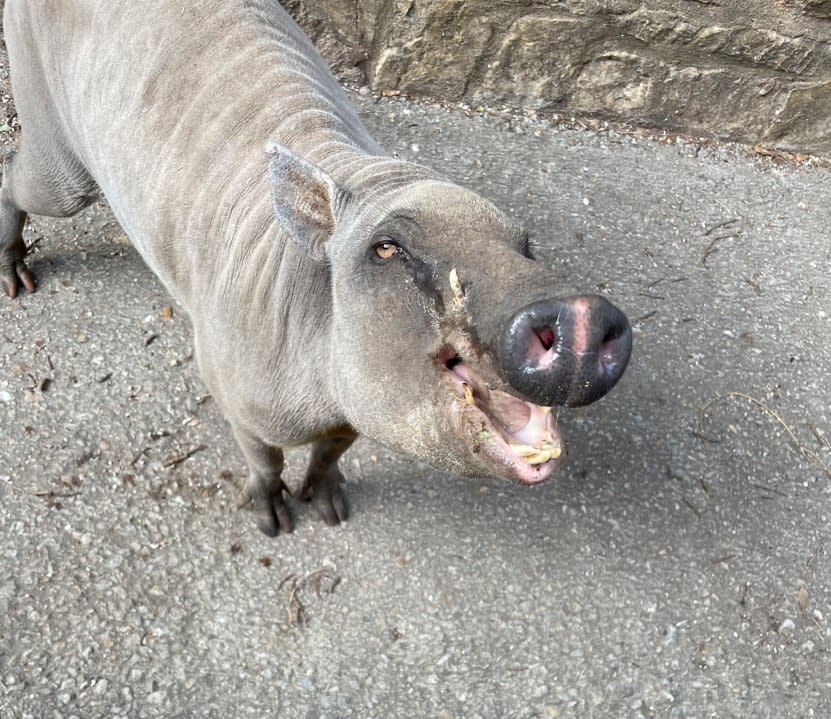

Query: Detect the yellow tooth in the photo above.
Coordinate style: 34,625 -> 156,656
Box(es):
509,442 -> 562,465
510,443 -> 543,459
543,431 -> 561,458
463,383 -> 475,405
527,450 -> 550,465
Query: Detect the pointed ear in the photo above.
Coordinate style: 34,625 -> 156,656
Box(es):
267,142 -> 350,262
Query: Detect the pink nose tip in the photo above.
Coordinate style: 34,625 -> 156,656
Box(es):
499,294 -> 632,407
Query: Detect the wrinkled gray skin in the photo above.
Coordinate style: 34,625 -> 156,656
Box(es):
1,0 -> 631,535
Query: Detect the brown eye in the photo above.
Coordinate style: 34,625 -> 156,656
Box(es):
374,240 -> 400,260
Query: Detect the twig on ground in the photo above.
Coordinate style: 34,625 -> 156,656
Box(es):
2,482 -> 81,500
634,310 -> 658,324
163,444 -> 206,468
284,564 -> 339,626
682,497 -> 702,517
748,481 -> 788,498
704,219 -> 740,236
808,423 -> 831,453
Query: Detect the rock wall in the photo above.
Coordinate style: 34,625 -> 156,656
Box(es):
285,0 -> 831,155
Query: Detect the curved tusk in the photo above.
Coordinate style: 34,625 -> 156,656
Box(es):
449,268 -> 465,312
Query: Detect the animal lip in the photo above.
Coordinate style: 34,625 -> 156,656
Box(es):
436,346 -> 563,484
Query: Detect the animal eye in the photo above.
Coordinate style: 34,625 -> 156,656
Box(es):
519,232 -> 535,259
373,240 -> 401,261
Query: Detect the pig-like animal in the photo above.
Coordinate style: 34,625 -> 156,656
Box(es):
0,0 -> 632,534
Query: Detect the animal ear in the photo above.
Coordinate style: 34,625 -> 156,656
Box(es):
267,142 -> 350,262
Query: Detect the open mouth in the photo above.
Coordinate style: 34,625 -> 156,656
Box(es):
436,345 -> 564,484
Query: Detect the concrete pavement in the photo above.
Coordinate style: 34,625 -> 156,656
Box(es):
1,91 -> 830,718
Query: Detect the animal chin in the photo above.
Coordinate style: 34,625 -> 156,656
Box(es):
435,345 -> 564,485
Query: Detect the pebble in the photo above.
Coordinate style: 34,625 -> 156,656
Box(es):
0,389 -> 10,402
147,689 -> 167,704
778,618 -> 796,634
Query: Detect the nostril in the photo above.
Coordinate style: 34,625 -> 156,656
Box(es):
599,326 -> 622,357
598,321 -> 632,378
602,324 -> 622,345
534,326 -> 556,352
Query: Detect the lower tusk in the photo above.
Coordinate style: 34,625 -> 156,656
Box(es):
510,441 -> 562,465
463,383 -> 475,405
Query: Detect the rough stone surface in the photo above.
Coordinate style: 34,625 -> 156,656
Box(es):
285,0 -> 831,155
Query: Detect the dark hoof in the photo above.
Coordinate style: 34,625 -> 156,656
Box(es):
253,494 -> 294,536
300,472 -> 349,526
1,259 -> 36,298
239,481 -> 293,536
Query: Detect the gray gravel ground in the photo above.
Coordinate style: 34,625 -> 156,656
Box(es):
1,87 -> 830,718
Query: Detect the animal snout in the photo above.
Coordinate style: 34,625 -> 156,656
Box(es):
499,294 -> 632,407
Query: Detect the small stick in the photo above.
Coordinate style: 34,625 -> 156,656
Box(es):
691,429 -> 721,444
682,497 -> 701,517
647,276 -> 687,289
748,482 -> 787,498
163,444 -> 206,468
634,310 -> 658,324
2,483 -> 80,500
285,565 -> 338,625
701,237 -> 722,264
808,423 -> 831,453
130,447 -> 149,466
704,218 -> 740,236
287,579 -> 307,626
278,574 -> 296,591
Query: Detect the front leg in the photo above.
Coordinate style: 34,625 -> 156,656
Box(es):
299,432 -> 357,526
0,189 -> 34,299
233,427 -> 292,536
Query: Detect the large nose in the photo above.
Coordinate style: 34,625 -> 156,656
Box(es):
499,295 -> 632,407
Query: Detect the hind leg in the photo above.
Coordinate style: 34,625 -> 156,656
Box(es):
0,140 -> 98,298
